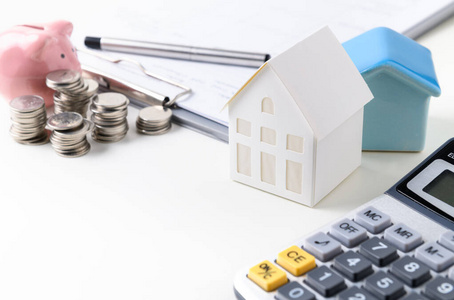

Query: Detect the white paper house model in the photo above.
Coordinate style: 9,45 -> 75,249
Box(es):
227,27 -> 373,207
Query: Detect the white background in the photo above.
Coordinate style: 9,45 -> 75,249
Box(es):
0,1 -> 454,299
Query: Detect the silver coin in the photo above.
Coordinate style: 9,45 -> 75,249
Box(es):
52,120 -> 92,139
46,69 -> 81,86
9,95 -> 45,112
138,106 -> 172,122
94,92 -> 129,108
137,124 -> 172,136
84,79 -> 99,97
54,143 -> 91,158
14,130 -> 50,145
47,112 -> 84,131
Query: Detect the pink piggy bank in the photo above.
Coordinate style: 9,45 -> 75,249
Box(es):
0,20 -> 81,107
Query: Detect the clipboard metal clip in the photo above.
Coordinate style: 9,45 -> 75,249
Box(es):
77,48 -> 192,108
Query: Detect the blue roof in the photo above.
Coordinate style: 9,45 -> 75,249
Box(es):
342,27 -> 441,96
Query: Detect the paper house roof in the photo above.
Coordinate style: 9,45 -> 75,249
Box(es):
228,27 -> 373,140
342,27 -> 441,97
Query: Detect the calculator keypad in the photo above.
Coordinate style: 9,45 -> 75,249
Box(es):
243,205 -> 454,300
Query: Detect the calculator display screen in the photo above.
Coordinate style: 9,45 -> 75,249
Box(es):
423,170 -> 454,205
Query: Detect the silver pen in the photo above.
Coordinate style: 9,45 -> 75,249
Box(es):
84,36 -> 270,68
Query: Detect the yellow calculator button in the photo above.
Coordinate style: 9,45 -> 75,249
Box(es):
276,245 -> 316,276
248,260 -> 287,292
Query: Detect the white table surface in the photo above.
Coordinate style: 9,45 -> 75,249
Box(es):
1,3 -> 454,300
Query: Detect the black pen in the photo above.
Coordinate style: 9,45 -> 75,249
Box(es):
85,36 -> 270,68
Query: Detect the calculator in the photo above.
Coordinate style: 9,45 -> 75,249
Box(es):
233,138 -> 454,300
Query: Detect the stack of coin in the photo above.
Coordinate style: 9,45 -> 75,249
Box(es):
90,92 -> 129,143
136,106 -> 172,135
46,69 -> 98,118
47,112 -> 91,158
9,95 -> 49,145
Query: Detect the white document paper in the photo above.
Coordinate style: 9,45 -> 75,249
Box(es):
72,0 -> 454,126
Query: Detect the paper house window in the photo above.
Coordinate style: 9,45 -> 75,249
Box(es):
286,160 -> 303,194
261,127 -> 276,145
261,152 -> 276,185
261,97 -> 274,114
237,143 -> 251,176
236,118 -> 251,137
287,134 -> 304,153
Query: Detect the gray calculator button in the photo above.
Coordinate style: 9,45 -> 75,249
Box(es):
330,218 -> 368,247
338,286 -> 378,300
449,267 -> 454,280
401,292 -> 430,300
305,265 -> 346,297
384,223 -> 423,252
415,242 -> 454,272
276,281 -> 315,300
390,256 -> 431,287
439,231 -> 454,252
364,271 -> 406,300
359,237 -> 399,267
424,277 -> 454,300
304,232 -> 342,262
355,206 -> 392,234
333,251 -> 374,282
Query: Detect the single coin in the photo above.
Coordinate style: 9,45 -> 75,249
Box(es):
46,69 -> 81,86
138,106 -> 172,122
137,124 -> 172,136
9,95 -> 45,112
51,120 -> 92,140
47,112 -> 84,131
94,92 -> 129,108
83,79 -> 99,97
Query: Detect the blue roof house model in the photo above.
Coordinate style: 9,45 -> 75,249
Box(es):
343,27 -> 441,151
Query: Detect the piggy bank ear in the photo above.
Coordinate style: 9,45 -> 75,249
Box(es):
45,20 -> 73,36
28,35 -> 56,62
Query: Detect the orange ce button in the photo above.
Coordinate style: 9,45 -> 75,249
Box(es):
277,245 -> 316,276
